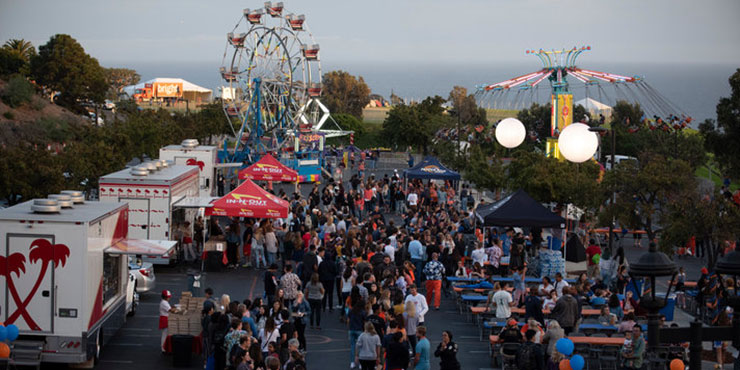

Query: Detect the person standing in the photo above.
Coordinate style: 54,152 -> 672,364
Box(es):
217,173 -> 225,196
492,282 -> 514,319
434,330 -> 461,370
404,284 -> 429,326
404,301 -> 420,356
226,225 -> 240,268
318,252 -> 338,312
550,286 -> 579,334
264,224 -> 278,266
515,329 -> 545,370
348,294 -> 367,369
182,221 -> 196,262
291,292 -> 310,351
305,273 -> 325,330
408,235 -> 425,283
355,322 -> 382,370
414,326 -> 431,370
280,264 -> 302,308
585,239 -> 602,279
159,290 -> 176,353
423,252 -> 445,311
264,264 -> 279,306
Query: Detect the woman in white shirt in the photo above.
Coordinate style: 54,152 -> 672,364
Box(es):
470,243 -> 488,266
258,317 -> 280,358
159,290 -> 176,353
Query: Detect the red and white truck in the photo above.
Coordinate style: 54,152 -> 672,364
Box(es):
0,193 -> 175,366
98,161 -> 199,265
159,139 -> 218,197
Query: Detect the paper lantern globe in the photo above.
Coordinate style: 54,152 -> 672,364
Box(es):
495,118 -> 526,148
669,359 -> 684,370
555,337 -> 574,356
558,123 -> 599,163
0,343 -> 8,358
558,359 -> 571,370
0,325 -> 6,341
5,324 -> 18,342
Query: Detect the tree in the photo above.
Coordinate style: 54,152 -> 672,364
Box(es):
104,67 -> 140,98
0,144 -> 66,206
700,69 -> 740,179
1,74 -> 34,108
0,39 -> 35,76
30,34 -> 107,111
332,113 -> 364,136
448,86 -> 487,127
465,145 -> 505,193
321,70 -> 371,119
382,96 -> 449,153
599,153 -> 695,241
3,39 -> 35,62
506,150 -> 604,211
662,189 -> 740,268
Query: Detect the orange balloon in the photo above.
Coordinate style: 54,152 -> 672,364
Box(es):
0,342 -> 9,358
669,359 -> 684,370
559,359 -> 572,370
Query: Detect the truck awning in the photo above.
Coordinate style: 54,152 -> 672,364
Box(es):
105,239 -> 177,256
172,196 -> 218,208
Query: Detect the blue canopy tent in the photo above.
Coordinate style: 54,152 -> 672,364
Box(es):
402,156 -> 461,181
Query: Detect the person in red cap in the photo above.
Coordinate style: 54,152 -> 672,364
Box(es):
159,290 -> 176,353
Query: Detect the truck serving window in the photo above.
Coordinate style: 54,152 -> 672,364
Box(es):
103,254 -> 121,304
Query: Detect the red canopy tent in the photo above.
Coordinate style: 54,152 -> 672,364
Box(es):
205,178 -> 289,218
238,154 -> 298,182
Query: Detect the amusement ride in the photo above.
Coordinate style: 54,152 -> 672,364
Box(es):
475,47 -> 693,156
218,2 -> 348,181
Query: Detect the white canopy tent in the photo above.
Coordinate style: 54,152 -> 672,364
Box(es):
575,97 -> 612,117
122,78 -> 212,102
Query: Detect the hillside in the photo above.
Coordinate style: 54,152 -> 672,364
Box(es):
0,79 -> 88,146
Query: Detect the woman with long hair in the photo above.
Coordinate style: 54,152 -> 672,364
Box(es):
340,268 -> 355,322
305,272 -> 325,329
347,289 -> 367,369
252,227 -> 266,269
292,291 -> 310,351
434,330 -> 461,370
355,322 -> 381,370
403,300 -> 419,356
258,315 -> 280,359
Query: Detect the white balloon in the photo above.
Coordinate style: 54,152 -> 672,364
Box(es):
495,118 -> 526,149
557,123 -> 599,163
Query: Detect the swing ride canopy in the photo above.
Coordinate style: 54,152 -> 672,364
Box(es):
238,154 -> 298,182
403,157 -> 461,181
475,189 -> 565,228
205,178 -> 289,218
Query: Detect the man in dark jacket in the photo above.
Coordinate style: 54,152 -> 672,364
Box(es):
318,255 -> 337,312
516,329 -> 545,370
301,245 -> 318,284
523,287 -> 544,325
551,286 -> 579,334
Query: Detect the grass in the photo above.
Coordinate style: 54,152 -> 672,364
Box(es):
695,163 -> 738,191
485,109 -> 520,124
362,107 -> 389,124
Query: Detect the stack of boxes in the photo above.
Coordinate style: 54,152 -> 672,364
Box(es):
537,249 -> 566,278
168,292 -> 206,336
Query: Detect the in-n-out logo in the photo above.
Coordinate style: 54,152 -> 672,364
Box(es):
0,239 -> 70,331
186,158 -> 205,171
254,164 -> 281,173
420,165 -> 445,174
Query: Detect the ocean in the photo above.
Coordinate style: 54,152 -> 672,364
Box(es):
123,60 -> 736,123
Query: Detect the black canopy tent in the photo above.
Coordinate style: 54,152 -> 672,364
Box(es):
475,189 -> 566,228
403,156 -> 461,181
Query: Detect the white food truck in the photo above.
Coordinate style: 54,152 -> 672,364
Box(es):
0,193 -> 175,366
159,139 -> 218,197
98,161 -> 199,265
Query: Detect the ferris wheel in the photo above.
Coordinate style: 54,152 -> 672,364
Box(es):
220,2 -> 329,158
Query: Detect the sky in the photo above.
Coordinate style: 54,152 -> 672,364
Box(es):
1,0 -> 739,67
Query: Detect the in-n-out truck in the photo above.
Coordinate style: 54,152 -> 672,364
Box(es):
98,160 -> 199,265
159,139 -> 218,198
0,192 -> 175,366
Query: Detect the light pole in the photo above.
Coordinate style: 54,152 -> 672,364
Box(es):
588,125 -> 615,255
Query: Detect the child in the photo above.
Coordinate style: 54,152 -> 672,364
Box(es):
676,267 -> 686,309
543,290 -> 557,311
621,330 -> 634,368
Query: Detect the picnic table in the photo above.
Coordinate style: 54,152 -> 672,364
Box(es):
470,306 -> 602,316
446,276 -> 482,283
490,335 -> 625,346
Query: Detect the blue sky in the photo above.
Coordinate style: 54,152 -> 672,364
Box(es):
1,0 -> 739,66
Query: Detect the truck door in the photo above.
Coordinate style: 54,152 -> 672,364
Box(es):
5,234 -> 56,333
119,197 -> 151,239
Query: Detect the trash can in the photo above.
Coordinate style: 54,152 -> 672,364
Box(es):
171,334 -> 193,367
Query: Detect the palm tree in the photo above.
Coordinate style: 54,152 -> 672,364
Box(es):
3,39 -> 35,62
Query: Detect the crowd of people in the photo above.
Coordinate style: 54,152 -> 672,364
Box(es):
167,159 -> 732,370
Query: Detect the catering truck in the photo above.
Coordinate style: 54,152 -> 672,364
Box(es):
0,192 -> 175,366
98,161 -> 199,265
159,139 -> 218,197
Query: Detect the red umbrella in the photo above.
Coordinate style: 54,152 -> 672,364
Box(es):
205,178 -> 289,218
238,154 -> 298,182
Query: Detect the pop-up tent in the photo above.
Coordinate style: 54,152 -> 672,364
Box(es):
238,154 -> 298,182
475,189 -> 565,228
205,179 -> 289,218
403,156 -> 461,181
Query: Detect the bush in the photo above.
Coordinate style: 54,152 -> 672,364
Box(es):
3,111 -> 14,119
1,75 -> 34,108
